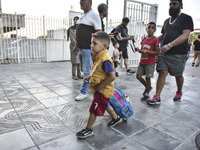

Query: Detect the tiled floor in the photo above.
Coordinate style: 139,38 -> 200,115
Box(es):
0,57 -> 199,150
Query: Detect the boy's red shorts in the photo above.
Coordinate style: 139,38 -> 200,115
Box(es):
89,92 -> 110,116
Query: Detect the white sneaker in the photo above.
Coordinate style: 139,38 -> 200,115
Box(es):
75,93 -> 87,101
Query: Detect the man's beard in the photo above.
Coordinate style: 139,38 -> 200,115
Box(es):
104,13 -> 108,18
169,6 -> 181,17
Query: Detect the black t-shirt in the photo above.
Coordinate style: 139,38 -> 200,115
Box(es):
116,25 -> 129,48
161,13 -> 194,55
76,24 -> 95,49
193,40 -> 200,51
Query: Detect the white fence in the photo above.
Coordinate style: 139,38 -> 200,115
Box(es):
0,13 -> 69,64
0,38 -> 45,63
0,2 -> 158,65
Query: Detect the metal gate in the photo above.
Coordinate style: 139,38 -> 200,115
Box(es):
124,0 -> 158,67
0,13 -> 68,64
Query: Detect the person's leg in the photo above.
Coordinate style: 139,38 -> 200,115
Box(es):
173,75 -> 184,101
147,70 -> 168,105
77,64 -> 83,79
155,70 -> 168,98
196,51 -> 200,66
145,78 -> 151,93
75,49 -> 92,100
80,49 -> 92,94
85,113 -> 97,129
167,54 -> 187,101
136,74 -> 146,87
147,54 -> 169,104
72,64 -> 78,80
144,64 -> 154,94
121,47 -> 131,72
175,76 -> 184,92
106,106 -> 118,119
106,105 -> 122,127
192,51 -> 197,66
124,58 -> 129,70
72,64 -> 76,77
79,50 -> 84,72
76,112 -> 95,138
122,48 -> 129,71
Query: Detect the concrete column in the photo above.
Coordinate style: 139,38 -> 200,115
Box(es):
0,0 -> 3,37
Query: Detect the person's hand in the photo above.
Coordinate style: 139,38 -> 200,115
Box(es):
135,47 -> 139,51
142,50 -> 148,54
128,35 -> 133,40
94,84 -> 102,93
109,34 -> 114,39
161,45 -> 170,54
83,76 -> 90,83
119,51 -> 122,55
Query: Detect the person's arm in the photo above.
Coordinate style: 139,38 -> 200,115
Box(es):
67,28 -> 70,41
192,44 -> 195,53
94,71 -> 115,93
158,34 -> 164,42
161,29 -> 191,54
95,29 -> 102,32
142,46 -> 160,56
83,75 -> 91,83
121,35 -> 132,41
115,34 -> 132,41
115,26 -> 132,41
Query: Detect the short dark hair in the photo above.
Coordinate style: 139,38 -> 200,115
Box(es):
171,0 -> 182,4
198,35 -> 200,39
112,41 -> 119,47
122,17 -> 129,23
73,16 -> 79,20
92,31 -> 110,45
98,3 -> 108,14
148,22 -> 156,28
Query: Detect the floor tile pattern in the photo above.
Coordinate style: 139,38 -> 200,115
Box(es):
0,58 -> 199,150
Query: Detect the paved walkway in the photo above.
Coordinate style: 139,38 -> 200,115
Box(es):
0,57 -> 199,150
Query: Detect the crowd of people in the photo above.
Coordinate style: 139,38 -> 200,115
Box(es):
67,0 -> 194,139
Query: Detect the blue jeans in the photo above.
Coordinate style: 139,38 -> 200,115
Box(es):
79,49 -> 92,94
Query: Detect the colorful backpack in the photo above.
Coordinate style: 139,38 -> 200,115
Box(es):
109,87 -> 133,120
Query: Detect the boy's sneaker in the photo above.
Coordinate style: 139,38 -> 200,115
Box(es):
127,69 -> 135,75
107,116 -> 123,127
147,95 -> 161,105
141,95 -> 150,101
173,91 -> 182,101
76,128 -> 94,139
142,87 -> 153,96
75,93 -> 87,101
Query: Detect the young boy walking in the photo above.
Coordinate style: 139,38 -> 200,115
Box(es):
76,31 -> 122,139
135,22 -> 159,101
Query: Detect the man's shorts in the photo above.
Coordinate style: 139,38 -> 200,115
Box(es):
156,54 -> 187,76
119,47 -> 128,59
137,64 -> 155,78
89,92 -> 109,116
114,61 -> 118,68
